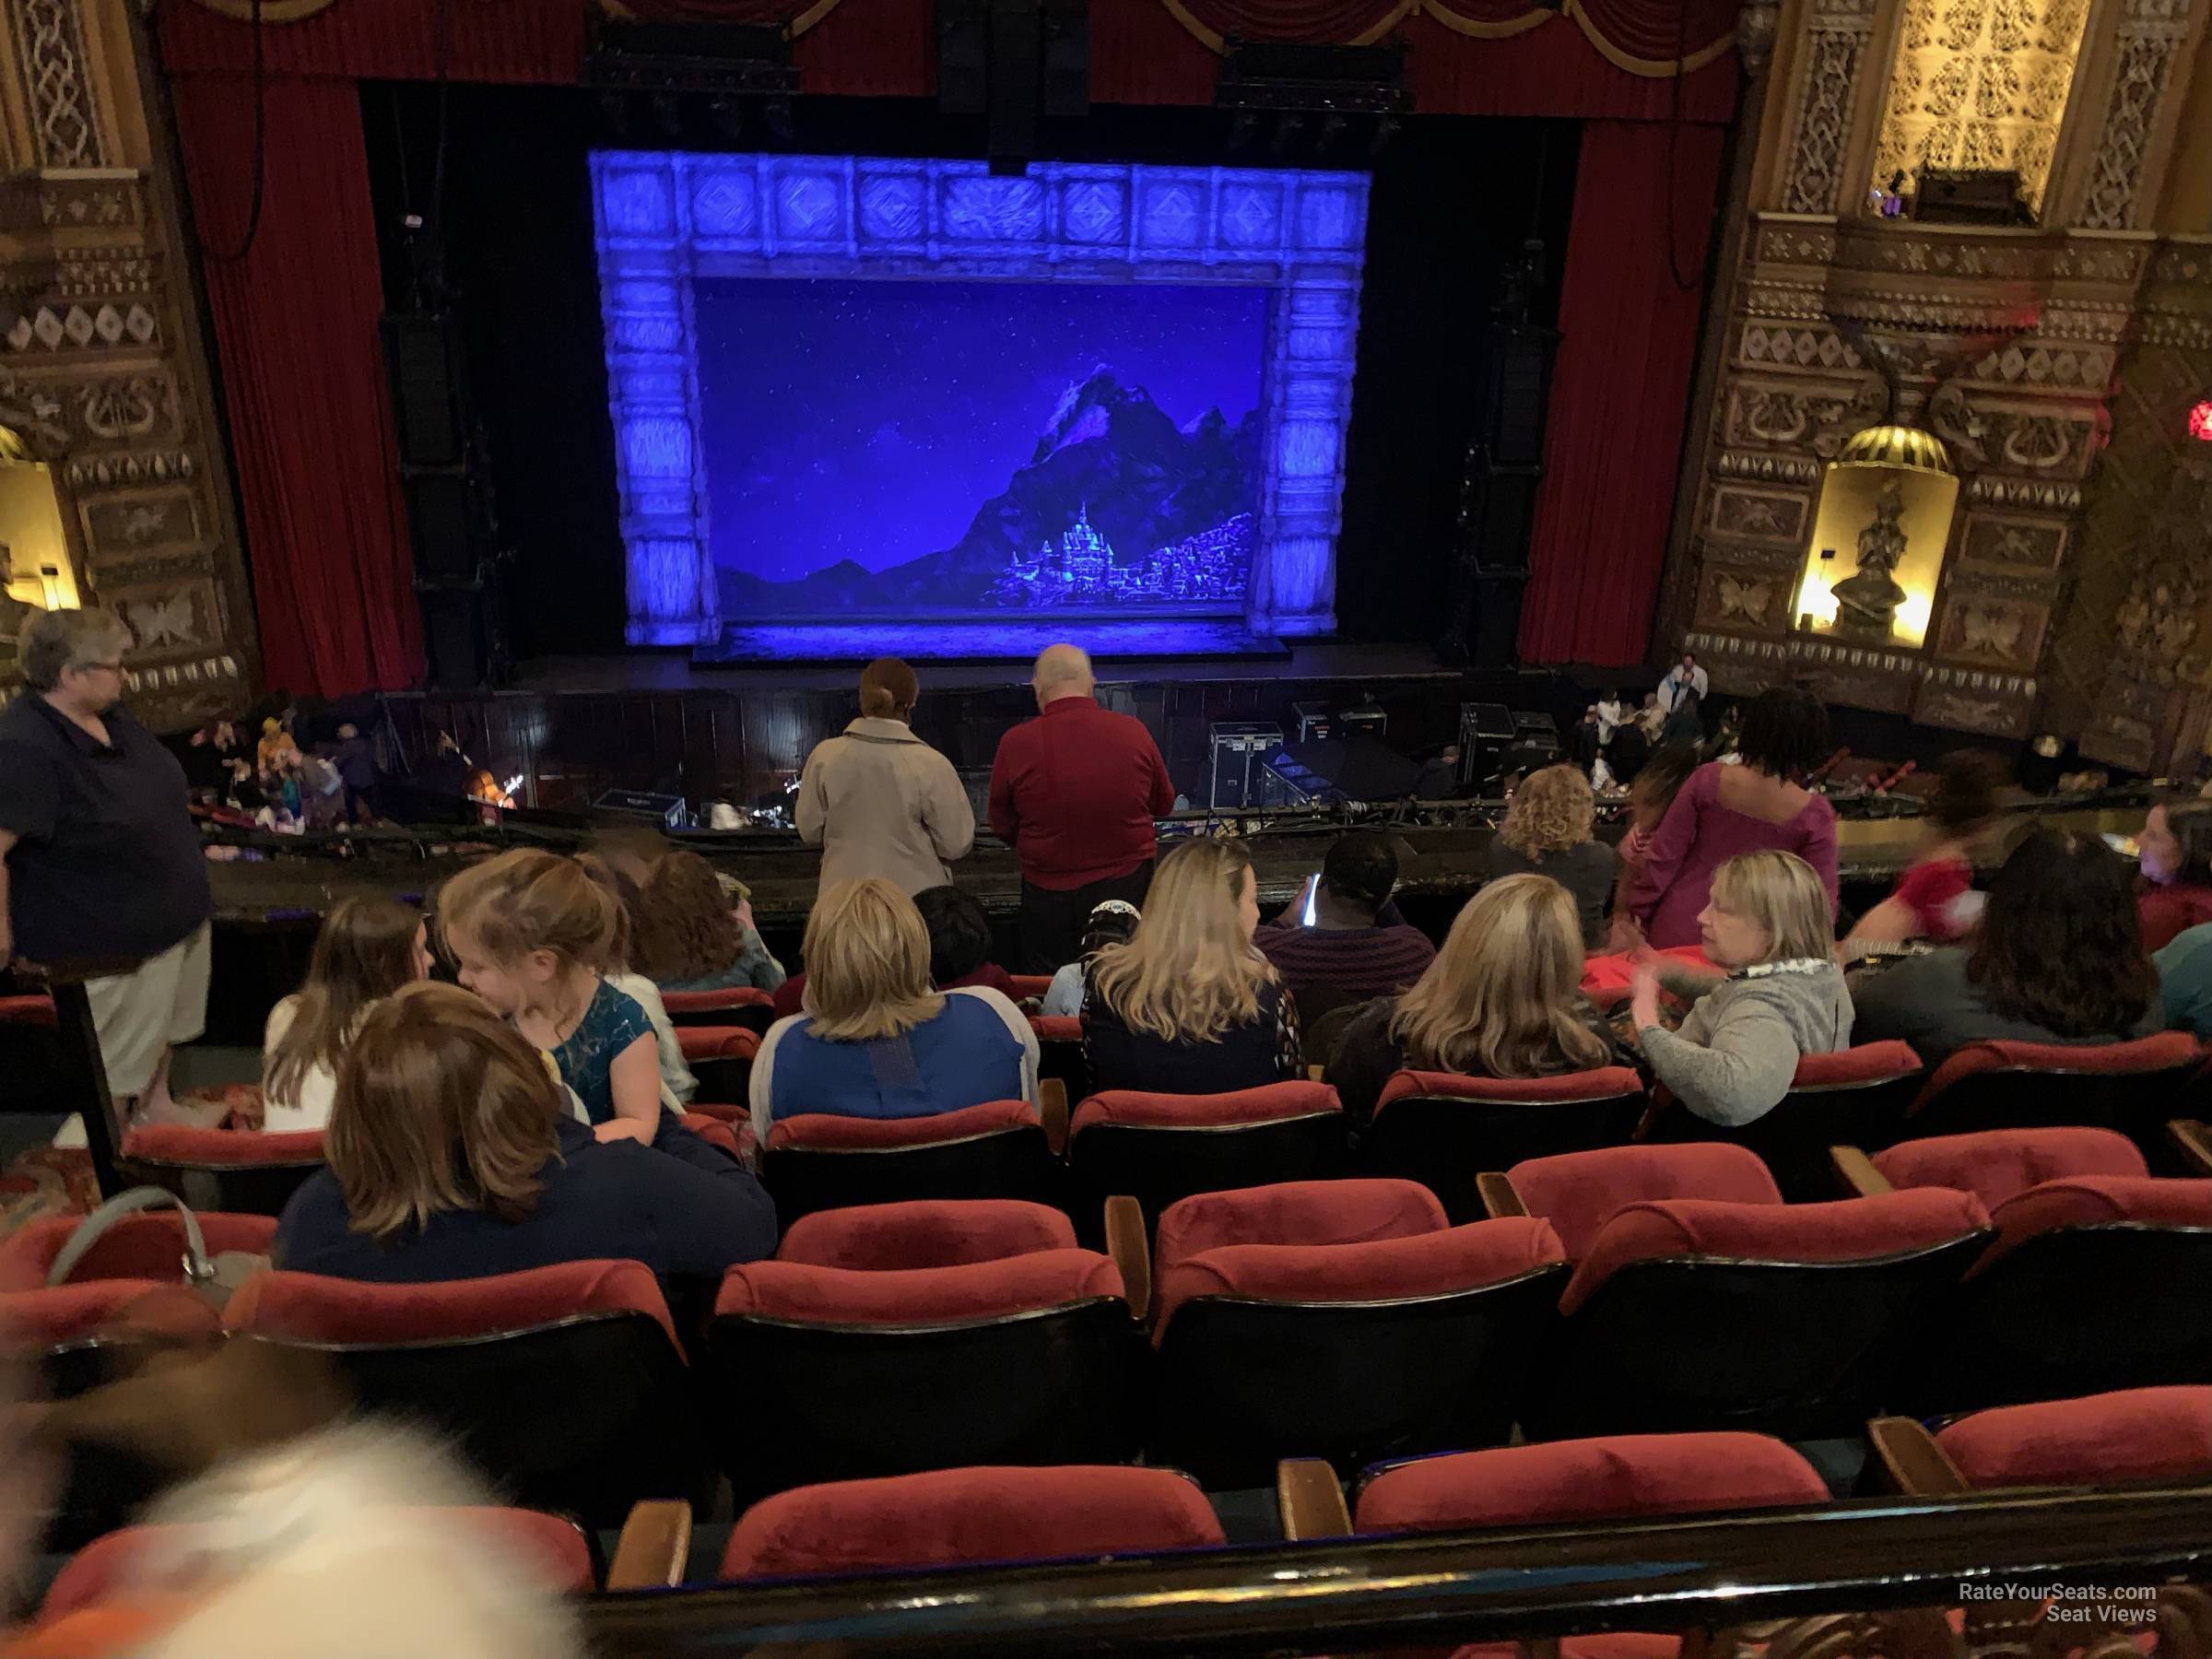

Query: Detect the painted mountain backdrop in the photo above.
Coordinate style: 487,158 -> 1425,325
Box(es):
718,369 -> 1260,616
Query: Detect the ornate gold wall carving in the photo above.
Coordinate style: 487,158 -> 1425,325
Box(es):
1870,0 -> 2093,216
1782,0 -> 1886,212
2077,0 -> 2203,229
0,0 -> 254,728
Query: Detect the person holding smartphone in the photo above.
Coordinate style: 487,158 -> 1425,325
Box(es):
1255,830 -> 1435,1024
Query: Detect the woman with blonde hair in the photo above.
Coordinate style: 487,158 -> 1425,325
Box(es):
1630,849 -> 1851,1126
1482,763 -> 1618,949
272,982 -> 773,1283
1326,875 -> 1616,1126
748,877 -> 1037,1143
1081,837 -> 1301,1093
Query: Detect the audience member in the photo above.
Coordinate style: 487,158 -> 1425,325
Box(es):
1595,688 -> 1624,744
275,982 -> 773,1284
1658,688 -> 1704,753
750,877 -> 1038,1143
1255,830 -> 1436,1017
1606,744 -> 1700,951
1635,691 -> 1666,742
436,849 -> 663,1139
261,896 -> 432,1131
796,656 -> 974,896
1482,764 -> 1617,950
1565,706 -> 1605,772
989,643 -> 1176,971
1041,900 -> 1139,1017
2155,920 -> 2212,1037
2135,801 -> 2212,950
634,849 -> 786,993
1411,742 -> 1463,802
0,606 -> 212,1130
574,853 -> 695,1110
912,884 -> 1018,998
1841,750 -> 2006,951
1657,651 -> 1709,713
1852,829 -> 2159,1067
1326,874 -> 1617,1127
1629,686 -> 1838,948
1082,838 -> 1301,1094
1606,714 -> 1653,789
1630,850 -> 1851,1126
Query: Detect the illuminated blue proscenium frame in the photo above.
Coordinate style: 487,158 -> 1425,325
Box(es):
589,152 -> 1370,649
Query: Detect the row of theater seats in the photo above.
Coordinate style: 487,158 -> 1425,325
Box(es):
9,1121 -> 2210,1535
32,1386 -> 2212,1626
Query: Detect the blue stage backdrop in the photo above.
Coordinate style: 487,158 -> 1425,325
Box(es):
590,154 -> 1370,663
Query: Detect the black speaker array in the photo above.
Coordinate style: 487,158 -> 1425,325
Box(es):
937,0 -> 1088,173
1441,307 -> 1559,667
381,311 -> 504,688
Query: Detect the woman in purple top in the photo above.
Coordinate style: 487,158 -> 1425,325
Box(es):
1628,687 -> 1839,949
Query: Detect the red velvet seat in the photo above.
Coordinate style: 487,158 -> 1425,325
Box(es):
42,1506 -> 599,1618
1907,1034 -> 2206,1170
1640,1042 -> 1924,1201
0,1212 -> 276,1294
761,1099 -> 1059,1226
1871,1143 -> 2212,1412
1066,1082 -> 1347,1239
1,1281 -> 220,1398
1030,1014 -> 1085,1091
226,1261 -> 701,1527
677,1024 -> 759,1105
1524,1186 -> 1991,1441
1006,974 -> 1055,1004
115,1126 -> 326,1218
1148,1179 -> 1568,1486
1359,1067 -> 1649,1224
719,1465 -> 1223,1581
1501,1144 -> 1783,1262
662,986 -> 775,1033
1356,1431 -> 1830,1659
1933,1387 -> 2212,1488
0,993 -> 58,1027
710,1220 -> 1141,1503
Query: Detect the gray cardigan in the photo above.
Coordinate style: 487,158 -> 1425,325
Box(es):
1640,960 -> 1853,1126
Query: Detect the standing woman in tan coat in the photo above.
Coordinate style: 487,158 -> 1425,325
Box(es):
796,656 -> 975,896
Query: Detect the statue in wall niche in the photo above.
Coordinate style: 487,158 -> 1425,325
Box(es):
1831,478 -> 1911,640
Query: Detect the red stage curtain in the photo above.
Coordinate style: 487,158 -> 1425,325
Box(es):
154,0 -> 583,81
1517,119 -> 1726,668
170,76 -> 423,696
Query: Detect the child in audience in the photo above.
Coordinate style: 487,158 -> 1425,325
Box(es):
1606,744 -> 1700,952
1841,749 -> 2006,951
1041,900 -> 1139,1016
749,878 -> 1038,1144
634,849 -> 787,993
436,849 -> 663,1141
261,895 -> 432,1131
1630,849 -> 1851,1125
912,885 -> 1019,998
574,853 -> 695,1109
1327,875 -> 1617,1127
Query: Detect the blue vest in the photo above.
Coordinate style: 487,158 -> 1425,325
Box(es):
768,994 -> 1026,1123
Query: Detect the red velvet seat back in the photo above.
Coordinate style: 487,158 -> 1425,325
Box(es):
41,1508 -> 597,1618
1788,1041 -> 1922,1090
720,1465 -> 1223,1580
717,1250 -> 1124,1327
1915,1032 -> 2204,1111
1507,1144 -> 1783,1263
1935,1387 -> 2212,1488
0,1212 -> 276,1294
225,1259 -> 682,1351
1373,1067 -> 1645,1113
1560,1189 -> 1992,1315
1153,1215 -> 1565,1343
662,987 -> 773,1017
118,1127 -> 325,1166
1071,1081 -> 1340,1136
1356,1431 -> 1830,1531
1006,975 -> 1054,1002
0,1282 -> 221,1349
1155,1179 -> 1447,1266
0,994 -> 57,1028
767,1099 -> 1041,1151
1980,1176 -> 2212,1268
677,1025 -> 760,1063
779,1200 -> 1077,1270
1873,1128 -> 2148,1210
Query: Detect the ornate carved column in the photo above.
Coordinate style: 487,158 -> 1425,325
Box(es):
0,0 -> 254,728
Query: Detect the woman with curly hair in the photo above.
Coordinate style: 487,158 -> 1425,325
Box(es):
632,850 -> 786,994
1852,829 -> 2159,1069
1481,763 -> 1617,949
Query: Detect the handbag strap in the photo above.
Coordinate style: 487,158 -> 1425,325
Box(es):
46,1186 -> 213,1288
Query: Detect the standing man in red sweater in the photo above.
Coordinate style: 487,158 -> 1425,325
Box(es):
989,642 -> 1178,971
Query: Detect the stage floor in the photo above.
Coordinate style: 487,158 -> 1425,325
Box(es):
694,618 -> 1293,668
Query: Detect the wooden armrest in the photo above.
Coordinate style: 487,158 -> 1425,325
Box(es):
1040,1077 -> 1069,1157
1830,1145 -> 1891,1198
2169,1119 -> 2212,1177
1630,1100 -> 1663,1144
1866,1417 -> 1971,1497
1306,1065 -> 1325,1083
1276,1457 -> 1352,1540
606,1499 -> 692,1590
1476,1171 -> 1526,1218
1103,1194 -> 1151,1323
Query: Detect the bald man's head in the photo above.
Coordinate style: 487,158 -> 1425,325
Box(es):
1031,643 -> 1094,708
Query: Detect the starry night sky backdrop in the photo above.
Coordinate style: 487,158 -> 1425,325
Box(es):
695,277 -> 1265,608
